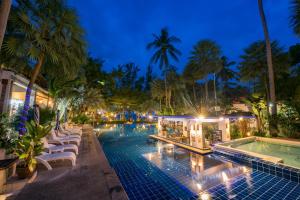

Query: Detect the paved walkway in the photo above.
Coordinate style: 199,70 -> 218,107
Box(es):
14,126 -> 128,200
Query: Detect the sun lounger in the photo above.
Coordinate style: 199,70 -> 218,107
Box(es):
42,138 -> 79,155
36,152 -> 76,170
57,129 -> 81,140
49,130 -> 81,146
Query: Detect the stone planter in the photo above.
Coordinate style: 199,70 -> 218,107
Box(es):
16,164 -> 36,179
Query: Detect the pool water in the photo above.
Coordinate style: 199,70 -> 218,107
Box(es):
234,141 -> 300,168
98,124 -> 247,199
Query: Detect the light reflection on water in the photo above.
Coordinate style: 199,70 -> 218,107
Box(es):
99,124 -> 252,198
144,141 -> 250,194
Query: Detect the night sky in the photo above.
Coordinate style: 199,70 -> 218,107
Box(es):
68,0 -> 299,76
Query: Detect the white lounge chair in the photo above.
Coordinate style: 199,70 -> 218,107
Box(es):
36,152 -> 76,170
49,130 -> 81,146
57,128 -> 81,140
42,138 -> 79,155
61,126 -> 82,136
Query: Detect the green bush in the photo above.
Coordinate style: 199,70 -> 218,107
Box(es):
72,114 -> 90,124
252,130 -> 266,137
230,124 -> 242,139
0,114 -> 19,153
15,121 -> 52,173
39,107 -> 55,125
277,102 -> 300,138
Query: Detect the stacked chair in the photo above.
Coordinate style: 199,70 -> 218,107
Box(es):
36,125 -> 83,170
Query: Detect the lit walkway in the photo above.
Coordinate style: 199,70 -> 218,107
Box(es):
14,126 -> 128,200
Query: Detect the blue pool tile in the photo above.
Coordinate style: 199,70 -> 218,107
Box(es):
99,125 -> 300,200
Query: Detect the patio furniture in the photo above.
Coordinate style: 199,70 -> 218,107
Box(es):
36,152 -> 76,170
57,129 -> 81,140
0,158 -> 18,193
49,130 -> 81,146
42,138 -> 78,155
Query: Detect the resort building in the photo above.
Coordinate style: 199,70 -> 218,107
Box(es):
0,69 -> 53,115
156,115 -> 257,150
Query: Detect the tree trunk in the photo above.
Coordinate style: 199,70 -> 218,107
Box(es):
164,74 -> 168,107
159,98 -> 162,112
213,73 -> 217,106
258,0 -> 276,115
192,81 -> 196,103
205,78 -> 208,102
0,0 -> 11,51
18,54 -> 45,135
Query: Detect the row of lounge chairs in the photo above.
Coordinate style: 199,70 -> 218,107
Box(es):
35,125 -> 83,170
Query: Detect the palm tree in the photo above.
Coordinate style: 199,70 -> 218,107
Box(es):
3,0 -> 86,134
183,62 -> 205,109
239,41 -> 288,100
0,0 -> 11,50
150,79 -> 165,112
258,0 -> 276,116
290,0 -> 300,36
147,28 -> 181,108
187,40 -> 222,109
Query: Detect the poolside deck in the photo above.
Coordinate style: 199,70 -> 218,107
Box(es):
13,125 -> 128,200
149,134 -> 212,154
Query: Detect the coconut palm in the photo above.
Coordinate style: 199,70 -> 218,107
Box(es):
258,0 -> 276,116
3,0 -> 86,134
0,0 -> 11,50
183,62 -> 205,107
239,41 -> 288,99
150,79 -> 165,112
187,39 -> 222,108
290,0 -> 300,36
147,28 -> 181,108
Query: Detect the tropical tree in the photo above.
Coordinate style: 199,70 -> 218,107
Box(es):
147,28 -> 181,108
290,0 -> 300,36
239,41 -> 288,99
2,0 -> 86,134
183,62 -> 205,108
151,79 -> 165,112
186,39 -> 222,110
258,0 -> 276,117
0,0 -> 11,50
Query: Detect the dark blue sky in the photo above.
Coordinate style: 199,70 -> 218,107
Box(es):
68,0 -> 299,76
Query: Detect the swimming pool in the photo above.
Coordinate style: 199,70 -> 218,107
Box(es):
98,124 -> 300,200
98,124 -> 247,199
234,140 -> 300,168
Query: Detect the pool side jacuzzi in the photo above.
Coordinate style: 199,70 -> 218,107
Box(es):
215,136 -> 300,169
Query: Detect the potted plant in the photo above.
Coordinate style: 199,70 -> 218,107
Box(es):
15,121 -> 51,179
0,114 -> 18,159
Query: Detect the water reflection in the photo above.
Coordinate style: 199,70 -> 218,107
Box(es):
143,143 -> 250,194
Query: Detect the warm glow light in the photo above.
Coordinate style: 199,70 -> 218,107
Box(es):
196,183 -> 202,190
219,117 -> 224,121
200,193 -> 210,200
222,172 -> 229,182
191,160 -> 196,167
148,115 -> 153,119
247,132 -> 251,136
198,115 -> 204,120
242,166 -> 248,173
238,117 -> 243,121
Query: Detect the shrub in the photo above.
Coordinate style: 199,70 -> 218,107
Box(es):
277,102 -> 300,138
0,114 -> 19,153
39,107 -> 55,125
230,124 -> 242,139
72,114 -> 90,124
15,121 -> 52,174
252,130 -> 266,137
